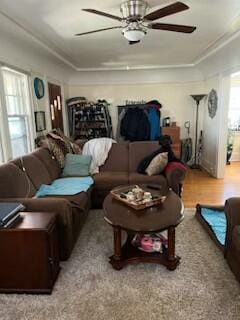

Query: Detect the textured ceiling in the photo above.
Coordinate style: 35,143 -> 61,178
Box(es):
0,0 -> 240,70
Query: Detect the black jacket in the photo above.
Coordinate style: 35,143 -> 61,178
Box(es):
137,135 -> 181,174
120,108 -> 150,141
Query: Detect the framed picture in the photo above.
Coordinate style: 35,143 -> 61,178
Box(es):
34,111 -> 46,132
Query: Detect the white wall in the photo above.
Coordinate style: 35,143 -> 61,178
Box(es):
0,11 -> 73,139
68,80 -> 205,142
200,76 -> 221,176
0,12 -> 72,83
198,33 -> 240,178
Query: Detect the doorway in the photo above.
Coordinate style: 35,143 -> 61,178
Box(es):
226,73 -> 240,168
48,83 -> 64,132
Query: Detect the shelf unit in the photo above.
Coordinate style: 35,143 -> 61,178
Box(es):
67,98 -> 112,139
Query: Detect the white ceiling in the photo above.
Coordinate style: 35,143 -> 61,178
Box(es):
0,0 -> 240,70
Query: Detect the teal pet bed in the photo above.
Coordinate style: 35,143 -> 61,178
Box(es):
196,206 -> 227,251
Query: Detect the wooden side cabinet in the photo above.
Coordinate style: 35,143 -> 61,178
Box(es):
162,126 -> 181,158
0,212 -> 60,294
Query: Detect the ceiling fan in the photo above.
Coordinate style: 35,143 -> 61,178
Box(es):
75,1 -> 196,45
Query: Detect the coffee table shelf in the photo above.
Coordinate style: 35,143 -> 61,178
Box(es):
109,230 -> 181,271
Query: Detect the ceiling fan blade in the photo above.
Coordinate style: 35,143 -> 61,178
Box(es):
149,23 -> 196,33
144,2 -> 189,21
129,40 -> 141,45
75,26 -> 122,36
82,9 -> 122,22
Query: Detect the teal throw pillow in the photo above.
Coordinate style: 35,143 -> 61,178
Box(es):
62,153 -> 92,177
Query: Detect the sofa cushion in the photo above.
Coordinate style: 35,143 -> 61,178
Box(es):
0,163 -> 36,198
62,154 -> 92,177
129,141 -> 159,172
32,147 -> 61,180
100,143 -> 129,172
129,173 -> 168,194
93,172 -> 128,189
12,154 -> 53,190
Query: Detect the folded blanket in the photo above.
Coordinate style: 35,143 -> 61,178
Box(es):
82,138 -> 116,174
35,177 -> 94,198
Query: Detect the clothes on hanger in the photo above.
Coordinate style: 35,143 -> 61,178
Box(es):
148,107 -> 160,141
116,108 -> 126,142
120,107 -> 150,141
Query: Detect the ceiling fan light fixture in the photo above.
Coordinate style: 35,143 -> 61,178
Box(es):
120,0 -> 149,19
122,27 -> 146,41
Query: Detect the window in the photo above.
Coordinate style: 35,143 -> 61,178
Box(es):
1,68 -> 33,159
228,85 -> 240,131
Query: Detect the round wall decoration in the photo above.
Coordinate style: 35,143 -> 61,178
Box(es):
208,89 -> 218,119
34,77 -> 45,99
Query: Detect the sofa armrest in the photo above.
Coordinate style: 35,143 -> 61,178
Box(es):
225,198 -> 240,228
164,162 -> 187,196
225,198 -> 240,253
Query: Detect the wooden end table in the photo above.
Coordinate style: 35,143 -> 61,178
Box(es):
103,188 -> 184,270
0,212 -> 60,294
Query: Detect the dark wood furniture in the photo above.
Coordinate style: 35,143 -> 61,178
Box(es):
162,125 -> 181,158
103,189 -> 184,270
0,212 -> 60,294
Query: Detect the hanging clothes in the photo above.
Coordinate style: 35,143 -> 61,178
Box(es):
120,107 -> 150,141
116,108 -> 126,142
146,100 -> 162,140
148,107 -> 160,140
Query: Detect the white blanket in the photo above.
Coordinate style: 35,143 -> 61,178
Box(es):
82,138 -> 116,174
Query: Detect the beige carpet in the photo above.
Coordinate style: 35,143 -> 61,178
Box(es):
0,209 -> 240,320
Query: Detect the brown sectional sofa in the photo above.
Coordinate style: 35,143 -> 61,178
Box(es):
0,141 -> 186,260
0,148 -> 91,261
92,141 -> 186,207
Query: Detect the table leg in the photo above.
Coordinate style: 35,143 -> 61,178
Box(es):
110,226 -> 123,270
167,226 -> 180,270
167,226 -> 175,261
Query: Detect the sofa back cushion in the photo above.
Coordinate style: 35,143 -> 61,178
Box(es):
129,141 -> 160,172
0,163 -> 36,198
32,147 -> 61,180
100,143 -> 129,172
12,153 -> 53,190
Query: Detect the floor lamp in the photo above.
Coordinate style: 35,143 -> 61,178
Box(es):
190,94 -> 207,169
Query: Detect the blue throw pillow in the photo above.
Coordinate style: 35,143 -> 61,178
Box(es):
62,154 -> 92,177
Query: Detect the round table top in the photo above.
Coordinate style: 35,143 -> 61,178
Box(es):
103,189 -> 184,233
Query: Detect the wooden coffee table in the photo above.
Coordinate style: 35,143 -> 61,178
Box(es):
103,188 -> 184,270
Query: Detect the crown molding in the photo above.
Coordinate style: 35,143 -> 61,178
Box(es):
1,8 -> 240,73
76,64 -> 194,71
194,21 -> 240,65
0,10 -> 77,70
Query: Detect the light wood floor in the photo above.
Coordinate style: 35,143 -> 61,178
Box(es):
182,162 -> 240,208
